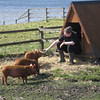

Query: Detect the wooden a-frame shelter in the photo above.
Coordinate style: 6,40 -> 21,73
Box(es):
60,1 -> 100,58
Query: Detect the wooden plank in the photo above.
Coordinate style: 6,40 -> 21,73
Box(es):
46,8 -> 48,22
17,16 -> 28,20
48,12 -> 62,14
38,28 -> 61,32
0,39 -> 41,47
31,17 -> 46,18
0,28 -> 38,34
17,11 -> 28,20
48,16 -> 62,19
30,12 -> 45,14
43,37 -> 58,42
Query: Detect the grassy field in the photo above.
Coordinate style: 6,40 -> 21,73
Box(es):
0,19 -> 100,100
0,19 -> 64,57
0,19 -> 64,31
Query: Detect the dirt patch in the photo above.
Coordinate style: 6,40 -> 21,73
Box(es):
38,56 -> 98,74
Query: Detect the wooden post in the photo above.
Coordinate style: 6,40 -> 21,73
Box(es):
39,26 -> 44,51
15,20 -> 17,24
28,9 -> 30,22
63,8 -> 65,21
81,32 -> 84,54
3,21 -> 5,25
46,8 -> 48,22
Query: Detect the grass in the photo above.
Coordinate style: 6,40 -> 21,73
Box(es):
52,66 -> 100,82
0,19 -> 100,100
0,19 -> 64,57
0,57 -> 100,100
0,73 -> 100,100
0,18 -> 64,31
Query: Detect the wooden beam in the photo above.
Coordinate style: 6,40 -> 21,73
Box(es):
0,28 -> 38,34
0,39 -> 41,47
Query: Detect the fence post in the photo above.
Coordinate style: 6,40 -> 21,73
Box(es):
3,21 -> 5,25
28,9 -> 30,22
63,8 -> 65,21
39,26 -> 44,51
15,20 -> 17,24
46,8 -> 48,22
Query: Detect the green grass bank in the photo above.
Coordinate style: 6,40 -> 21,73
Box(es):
0,19 -> 100,100
0,19 -> 64,57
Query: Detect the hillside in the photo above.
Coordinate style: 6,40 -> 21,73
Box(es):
0,19 -> 100,100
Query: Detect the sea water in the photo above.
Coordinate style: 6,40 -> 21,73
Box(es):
0,0 -> 93,24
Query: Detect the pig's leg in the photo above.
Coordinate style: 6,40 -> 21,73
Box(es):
4,76 -> 8,85
22,77 -> 25,84
24,76 -> 27,84
1,76 -> 4,84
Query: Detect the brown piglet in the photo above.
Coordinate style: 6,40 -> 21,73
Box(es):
14,58 -> 40,74
25,49 -> 43,63
1,64 -> 37,85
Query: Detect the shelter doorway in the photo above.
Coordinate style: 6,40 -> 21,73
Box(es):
65,23 -> 81,42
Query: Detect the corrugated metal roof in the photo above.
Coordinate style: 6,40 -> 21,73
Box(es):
72,1 -> 100,58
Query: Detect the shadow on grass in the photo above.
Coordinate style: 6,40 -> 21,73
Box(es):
0,73 -> 53,86
26,80 -> 49,85
26,73 -> 53,85
29,73 -> 53,80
